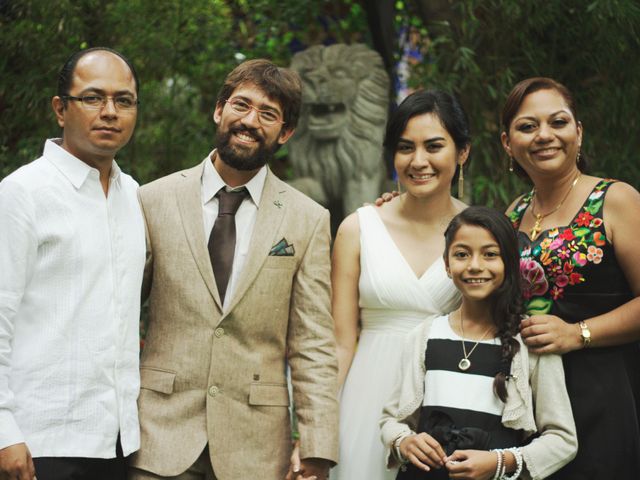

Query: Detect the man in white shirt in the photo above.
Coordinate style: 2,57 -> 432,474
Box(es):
129,60 -> 339,480
0,47 -> 145,480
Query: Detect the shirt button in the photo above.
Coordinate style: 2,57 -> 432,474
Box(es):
214,327 -> 225,338
208,385 -> 219,397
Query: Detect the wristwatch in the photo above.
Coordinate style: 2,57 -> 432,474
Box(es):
579,321 -> 591,347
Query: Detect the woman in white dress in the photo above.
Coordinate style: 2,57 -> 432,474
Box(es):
330,90 -> 471,480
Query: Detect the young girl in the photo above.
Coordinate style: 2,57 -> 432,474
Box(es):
380,206 -> 577,480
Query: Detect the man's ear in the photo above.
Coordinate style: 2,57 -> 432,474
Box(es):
277,127 -> 295,145
52,96 -> 65,128
213,102 -> 223,125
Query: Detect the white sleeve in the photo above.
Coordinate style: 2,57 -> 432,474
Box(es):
0,179 -> 37,449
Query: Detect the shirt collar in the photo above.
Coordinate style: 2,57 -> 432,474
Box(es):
44,138 -> 120,189
201,149 -> 267,207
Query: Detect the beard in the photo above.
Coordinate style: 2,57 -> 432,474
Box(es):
215,124 -> 280,171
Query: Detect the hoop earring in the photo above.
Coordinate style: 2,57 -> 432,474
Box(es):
457,163 -> 464,199
509,157 -> 514,173
576,149 -> 581,165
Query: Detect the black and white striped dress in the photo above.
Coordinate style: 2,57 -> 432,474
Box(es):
397,315 -> 522,480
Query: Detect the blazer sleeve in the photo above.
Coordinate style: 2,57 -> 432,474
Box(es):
521,352 -> 578,480
287,209 -> 339,463
137,187 -> 153,304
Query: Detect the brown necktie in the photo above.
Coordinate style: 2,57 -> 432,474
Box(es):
208,188 -> 248,304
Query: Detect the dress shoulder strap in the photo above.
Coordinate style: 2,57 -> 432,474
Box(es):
580,178 -> 617,219
508,190 -> 534,230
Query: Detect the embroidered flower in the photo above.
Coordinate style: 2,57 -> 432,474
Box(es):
592,231 -> 606,247
587,245 -> 604,264
540,237 -> 552,250
555,274 -> 569,288
560,228 -> 575,241
573,251 -> 588,267
548,228 -> 559,238
520,259 -> 549,299
569,272 -> 584,285
591,218 -> 603,228
540,250 -> 554,265
550,285 -> 564,300
557,246 -> 571,259
576,212 -> 594,227
563,262 -> 574,274
549,237 -> 564,250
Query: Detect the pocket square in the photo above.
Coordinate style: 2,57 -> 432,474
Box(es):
269,238 -> 295,256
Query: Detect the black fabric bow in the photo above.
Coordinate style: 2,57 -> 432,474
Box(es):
427,411 -> 491,456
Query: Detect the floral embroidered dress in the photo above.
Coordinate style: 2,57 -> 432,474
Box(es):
510,179 -> 640,479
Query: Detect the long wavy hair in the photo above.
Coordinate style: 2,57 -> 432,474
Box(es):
443,206 -> 524,402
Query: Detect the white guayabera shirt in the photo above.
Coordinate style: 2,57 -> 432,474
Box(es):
0,139 -> 145,458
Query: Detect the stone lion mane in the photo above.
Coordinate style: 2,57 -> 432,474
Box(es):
288,43 -> 389,218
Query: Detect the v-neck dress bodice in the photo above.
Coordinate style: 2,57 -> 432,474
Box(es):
332,206 -> 460,480
509,179 -> 640,478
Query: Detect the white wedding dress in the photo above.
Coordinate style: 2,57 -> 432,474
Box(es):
331,206 -> 460,480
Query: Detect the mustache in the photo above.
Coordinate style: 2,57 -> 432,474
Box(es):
229,124 -> 263,142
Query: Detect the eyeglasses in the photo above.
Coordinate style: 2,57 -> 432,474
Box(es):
225,98 -> 284,126
62,94 -> 139,111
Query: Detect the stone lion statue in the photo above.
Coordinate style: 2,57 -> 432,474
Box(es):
288,43 -> 390,224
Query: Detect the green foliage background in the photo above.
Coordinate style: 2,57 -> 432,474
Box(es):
398,0 -> 640,207
0,0 -> 367,182
1,0 -> 639,209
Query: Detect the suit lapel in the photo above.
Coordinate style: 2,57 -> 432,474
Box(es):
176,160 -> 223,311
224,169 -> 286,316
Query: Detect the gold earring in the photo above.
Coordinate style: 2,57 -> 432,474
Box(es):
457,163 -> 464,199
576,149 -> 581,165
509,157 -> 514,173
396,178 -> 402,193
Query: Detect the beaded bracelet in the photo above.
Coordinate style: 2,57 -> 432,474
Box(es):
491,449 -> 503,480
501,447 -> 524,480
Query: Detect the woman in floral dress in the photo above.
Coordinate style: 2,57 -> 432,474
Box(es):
501,77 -> 640,479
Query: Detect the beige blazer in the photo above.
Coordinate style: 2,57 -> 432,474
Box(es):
130,161 -> 339,479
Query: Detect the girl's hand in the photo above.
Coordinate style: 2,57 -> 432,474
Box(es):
399,433 -> 446,471
520,314 -> 582,354
445,450 -> 497,480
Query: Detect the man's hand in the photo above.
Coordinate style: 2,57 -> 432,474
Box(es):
0,443 -> 35,480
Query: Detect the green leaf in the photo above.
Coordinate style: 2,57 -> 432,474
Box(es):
526,297 -> 553,316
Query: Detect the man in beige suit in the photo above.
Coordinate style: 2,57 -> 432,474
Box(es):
129,60 -> 338,480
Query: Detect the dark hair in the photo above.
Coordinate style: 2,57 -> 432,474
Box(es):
384,89 -> 471,187
216,59 -> 302,130
501,77 -> 587,179
443,206 -> 523,402
57,47 -> 140,107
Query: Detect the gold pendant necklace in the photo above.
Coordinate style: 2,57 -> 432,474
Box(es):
458,310 -> 493,371
530,172 -> 582,239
